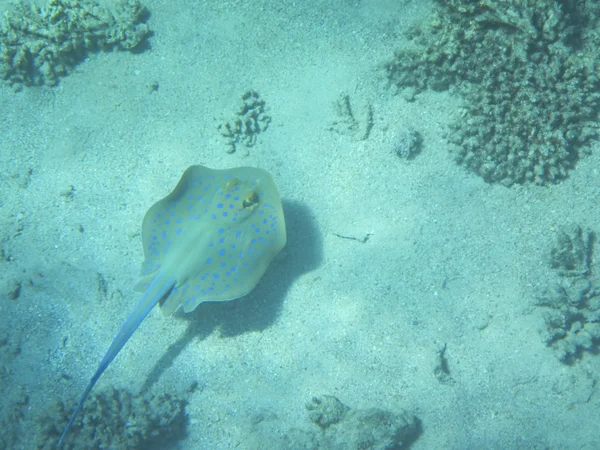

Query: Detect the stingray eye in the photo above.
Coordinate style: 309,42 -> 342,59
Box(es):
242,192 -> 259,208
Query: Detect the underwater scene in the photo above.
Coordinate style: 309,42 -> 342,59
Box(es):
1,0 -> 600,448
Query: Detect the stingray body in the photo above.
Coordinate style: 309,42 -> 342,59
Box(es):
57,165 -> 286,447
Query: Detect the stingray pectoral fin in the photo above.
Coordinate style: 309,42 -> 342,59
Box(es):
57,275 -> 175,448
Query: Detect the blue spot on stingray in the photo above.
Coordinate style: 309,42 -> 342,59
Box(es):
176,228 -> 182,234
205,258 -> 212,264
213,274 -> 220,280
222,212 -> 228,217
217,203 -> 223,209
219,237 -> 225,244
218,228 -> 224,234
161,231 -> 166,239
219,249 -> 225,256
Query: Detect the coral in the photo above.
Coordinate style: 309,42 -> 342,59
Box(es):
322,407 -> 419,450
307,395 -> 419,449
537,225 -> 600,363
392,127 -> 422,160
383,0 -> 600,185
306,395 -> 349,429
328,92 -> 373,141
36,387 -> 187,449
250,395 -> 420,449
0,388 -> 29,450
0,0 -> 150,89
217,90 -> 271,154
549,225 -> 593,277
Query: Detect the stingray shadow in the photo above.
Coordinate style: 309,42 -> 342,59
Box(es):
140,200 -> 322,393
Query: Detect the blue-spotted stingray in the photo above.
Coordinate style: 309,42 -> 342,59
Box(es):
57,165 -> 286,447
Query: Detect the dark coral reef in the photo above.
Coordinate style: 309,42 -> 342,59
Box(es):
384,0 -> 600,185
0,0 -> 150,89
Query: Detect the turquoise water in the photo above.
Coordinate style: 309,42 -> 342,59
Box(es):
1,0 -> 600,448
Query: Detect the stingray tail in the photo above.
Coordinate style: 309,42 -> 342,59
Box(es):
57,274 -> 175,448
